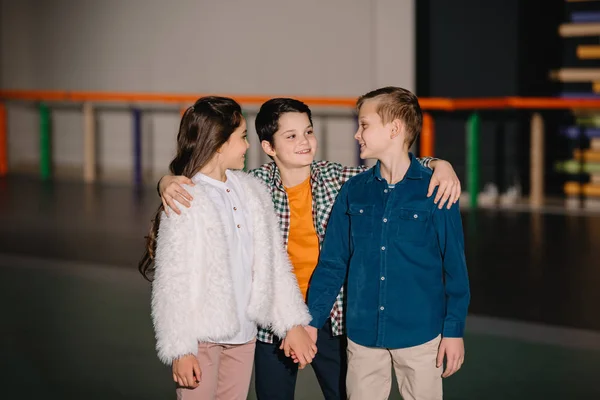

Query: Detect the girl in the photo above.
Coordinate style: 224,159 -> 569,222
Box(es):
139,96 -> 316,400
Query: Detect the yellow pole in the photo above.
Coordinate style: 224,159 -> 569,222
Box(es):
530,112 -> 544,208
83,102 -> 96,183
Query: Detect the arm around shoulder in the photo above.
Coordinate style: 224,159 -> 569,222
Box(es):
151,207 -> 198,364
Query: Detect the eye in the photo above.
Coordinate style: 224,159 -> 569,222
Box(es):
307,130 -> 314,135
287,134 -> 296,140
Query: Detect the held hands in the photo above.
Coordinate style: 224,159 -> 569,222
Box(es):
437,337 -> 465,378
427,160 -> 462,209
158,175 -> 194,216
172,354 -> 202,388
279,325 -> 318,369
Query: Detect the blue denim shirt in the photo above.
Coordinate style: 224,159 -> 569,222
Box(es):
307,154 -> 470,349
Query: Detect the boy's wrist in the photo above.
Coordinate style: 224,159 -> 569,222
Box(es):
308,316 -> 325,330
442,321 -> 465,338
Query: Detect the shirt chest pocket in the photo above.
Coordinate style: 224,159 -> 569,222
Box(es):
347,204 -> 375,237
394,208 -> 430,245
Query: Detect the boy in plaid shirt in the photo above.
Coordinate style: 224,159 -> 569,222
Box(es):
158,98 -> 461,400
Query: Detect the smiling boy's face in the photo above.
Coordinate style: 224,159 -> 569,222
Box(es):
262,112 -> 318,170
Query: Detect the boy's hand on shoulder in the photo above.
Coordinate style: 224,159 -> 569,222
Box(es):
437,337 -> 464,378
159,175 -> 195,216
428,160 -> 461,209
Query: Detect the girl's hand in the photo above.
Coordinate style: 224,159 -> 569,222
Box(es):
172,354 -> 202,388
280,326 -> 317,366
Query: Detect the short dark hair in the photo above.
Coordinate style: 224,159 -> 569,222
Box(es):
255,98 -> 313,145
356,87 -> 422,149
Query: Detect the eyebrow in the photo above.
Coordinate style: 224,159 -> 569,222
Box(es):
281,124 -> 312,134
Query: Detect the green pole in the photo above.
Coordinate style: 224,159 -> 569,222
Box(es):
39,103 -> 51,180
466,112 -> 480,208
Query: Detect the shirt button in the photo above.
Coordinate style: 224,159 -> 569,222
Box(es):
383,218 -> 388,223
359,209 -> 364,214
380,306 -> 385,311
233,207 -> 237,211
381,276 -> 385,281
413,214 -> 418,219
381,246 -> 386,251
226,189 -> 231,193
237,224 -> 241,228
384,189 -> 388,193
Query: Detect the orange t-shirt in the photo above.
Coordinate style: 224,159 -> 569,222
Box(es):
285,177 -> 320,301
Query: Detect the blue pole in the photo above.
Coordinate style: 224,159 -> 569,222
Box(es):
133,108 -> 142,186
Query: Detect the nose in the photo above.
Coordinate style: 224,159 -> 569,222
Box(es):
300,133 -> 310,145
354,129 -> 361,140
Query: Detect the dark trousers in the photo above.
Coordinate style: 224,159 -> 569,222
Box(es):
254,321 -> 347,400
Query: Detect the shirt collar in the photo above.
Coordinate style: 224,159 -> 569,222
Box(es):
192,170 -> 232,188
271,161 -> 322,191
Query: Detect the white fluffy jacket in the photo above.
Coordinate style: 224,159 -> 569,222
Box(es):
151,171 -> 311,364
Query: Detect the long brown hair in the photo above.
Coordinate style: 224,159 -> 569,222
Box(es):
138,96 -> 243,281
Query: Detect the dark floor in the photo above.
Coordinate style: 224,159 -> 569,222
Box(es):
1,176 -> 600,399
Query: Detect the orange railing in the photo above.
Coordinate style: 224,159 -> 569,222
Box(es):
2,90 -> 600,207
5,90 -> 600,109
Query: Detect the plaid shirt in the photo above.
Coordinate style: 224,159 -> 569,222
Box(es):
251,157 -> 434,343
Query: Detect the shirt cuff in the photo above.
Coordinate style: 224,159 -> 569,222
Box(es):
308,313 -> 328,330
422,157 -> 438,169
442,321 -> 465,338
156,177 -> 162,196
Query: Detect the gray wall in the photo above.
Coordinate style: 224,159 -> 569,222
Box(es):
1,0 -> 415,183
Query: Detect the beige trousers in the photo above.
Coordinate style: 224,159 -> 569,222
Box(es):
346,335 -> 443,400
176,339 -> 256,400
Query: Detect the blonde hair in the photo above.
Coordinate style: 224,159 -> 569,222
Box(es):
356,86 -> 422,148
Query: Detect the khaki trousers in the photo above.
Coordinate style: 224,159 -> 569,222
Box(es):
346,335 -> 443,400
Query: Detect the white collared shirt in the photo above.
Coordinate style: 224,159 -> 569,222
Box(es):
192,170 -> 257,344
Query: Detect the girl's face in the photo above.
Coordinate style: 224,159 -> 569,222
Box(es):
220,118 -> 250,170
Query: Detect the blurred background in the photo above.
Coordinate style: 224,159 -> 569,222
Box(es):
1,0 -> 600,399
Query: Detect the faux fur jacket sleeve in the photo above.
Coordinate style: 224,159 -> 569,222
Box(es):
151,203 -> 199,364
151,184 -> 239,365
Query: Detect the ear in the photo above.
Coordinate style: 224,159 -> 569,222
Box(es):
390,119 -> 404,139
261,140 -> 276,158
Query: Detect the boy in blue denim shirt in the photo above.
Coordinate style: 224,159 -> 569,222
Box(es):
305,87 -> 470,400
